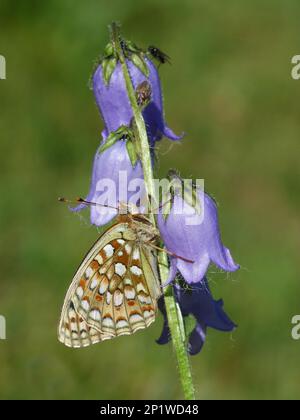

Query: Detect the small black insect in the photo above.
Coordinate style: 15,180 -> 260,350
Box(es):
148,45 -> 171,65
120,39 -> 128,55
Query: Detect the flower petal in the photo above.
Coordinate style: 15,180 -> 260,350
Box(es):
156,322 -> 170,345
206,299 -> 237,332
93,58 -> 183,146
175,280 -> 236,333
176,256 -> 210,285
162,257 -> 178,287
157,181 -> 240,285
203,194 -> 240,272
156,297 -> 171,345
210,246 -> 240,273
156,280 -> 236,356
162,125 -> 184,142
70,140 -> 145,226
188,324 -> 206,356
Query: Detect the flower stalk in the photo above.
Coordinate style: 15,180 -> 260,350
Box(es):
110,22 -> 195,400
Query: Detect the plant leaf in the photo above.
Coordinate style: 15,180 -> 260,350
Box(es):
130,53 -> 149,77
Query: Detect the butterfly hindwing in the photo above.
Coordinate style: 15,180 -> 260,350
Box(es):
59,300 -> 113,348
58,220 -> 162,348
58,222 -> 130,347
97,241 -> 161,337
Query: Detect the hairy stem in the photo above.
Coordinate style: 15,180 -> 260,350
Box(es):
110,22 -> 195,400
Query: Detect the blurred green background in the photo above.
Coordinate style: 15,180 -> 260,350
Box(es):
1,0 -> 300,400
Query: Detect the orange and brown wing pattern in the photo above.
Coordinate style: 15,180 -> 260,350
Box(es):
58,222 -> 131,347
59,300 -> 113,348
74,240 -> 161,338
58,222 -> 161,348
96,241 -> 161,337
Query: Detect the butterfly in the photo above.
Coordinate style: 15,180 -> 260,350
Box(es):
58,202 -> 162,348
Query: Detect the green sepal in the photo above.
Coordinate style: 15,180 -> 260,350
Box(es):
98,125 -> 132,154
98,131 -> 119,154
126,139 -> 139,168
184,315 -> 196,343
104,42 -> 114,57
161,172 -> 181,222
162,195 -> 174,222
167,170 -> 202,217
125,40 -> 140,54
130,53 -> 149,77
102,57 -> 117,85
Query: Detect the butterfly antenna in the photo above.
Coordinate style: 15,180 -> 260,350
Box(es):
151,198 -> 173,214
148,242 -> 194,264
58,197 -> 119,211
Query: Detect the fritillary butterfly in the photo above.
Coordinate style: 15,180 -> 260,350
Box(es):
58,212 -> 161,348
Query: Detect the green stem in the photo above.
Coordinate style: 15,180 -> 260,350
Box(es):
158,255 -> 196,400
110,22 -> 195,400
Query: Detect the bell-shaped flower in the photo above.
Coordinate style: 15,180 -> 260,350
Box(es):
157,178 -> 239,285
71,136 -> 145,226
93,57 -> 182,147
157,279 -> 236,355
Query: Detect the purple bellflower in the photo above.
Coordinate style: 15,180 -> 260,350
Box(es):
72,46 -> 183,226
157,177 -> 239,285
72,136 -> 145,226
157,279 -> 236,355
93,58 -> 183,148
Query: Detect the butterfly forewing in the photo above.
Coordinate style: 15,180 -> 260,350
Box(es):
58,219 -> 161,348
